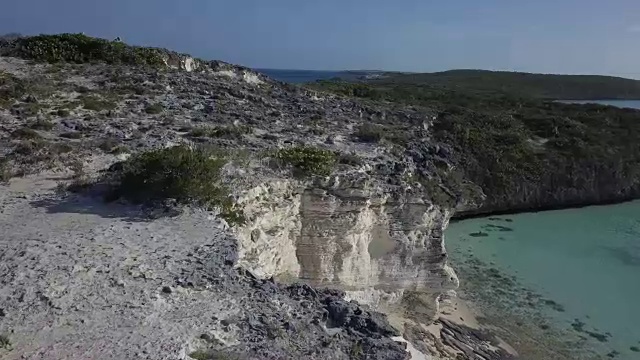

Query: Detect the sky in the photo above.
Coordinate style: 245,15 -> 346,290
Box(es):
1,0 -> 640,77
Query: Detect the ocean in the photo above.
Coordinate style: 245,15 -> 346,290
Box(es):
253,69 -> 365,84
446,201 -> 640,359
557,99 -> 640,109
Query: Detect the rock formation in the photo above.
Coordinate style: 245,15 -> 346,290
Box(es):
0,34 -> 508,359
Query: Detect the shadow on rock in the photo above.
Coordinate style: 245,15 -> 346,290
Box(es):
29,192 -> 178,222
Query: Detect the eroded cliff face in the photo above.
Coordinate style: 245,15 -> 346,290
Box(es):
235,179 -> 459,318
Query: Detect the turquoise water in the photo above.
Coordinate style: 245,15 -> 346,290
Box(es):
557,99 -> 640,109
446,201 -> 640,359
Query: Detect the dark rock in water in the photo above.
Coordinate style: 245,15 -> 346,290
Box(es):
571,319 -> 586,332
482,224 -> 514,232
606,350 -> 620,358
488,217 -> 513,223
469,231 -> 489,237
542,298 -> 565,312
630,346 -> 639,352
586,331 -> 609,342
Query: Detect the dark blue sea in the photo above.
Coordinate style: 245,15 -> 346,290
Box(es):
557,99 -> 640,109
253,69 -> 371,84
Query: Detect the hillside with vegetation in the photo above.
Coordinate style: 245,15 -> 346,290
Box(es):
307,80 -> 640,216
366,69 -> 640,100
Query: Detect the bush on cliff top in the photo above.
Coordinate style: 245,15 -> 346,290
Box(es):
275,146 -> 337,177
105,145 -> 244,225
12,33 -> 165,66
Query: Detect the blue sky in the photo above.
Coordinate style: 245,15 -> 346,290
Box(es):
2,0 -> 640,77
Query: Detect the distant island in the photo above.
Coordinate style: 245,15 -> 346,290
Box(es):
361,69 -> 640,100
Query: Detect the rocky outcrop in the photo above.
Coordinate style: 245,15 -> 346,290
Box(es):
235,178 -> 459,319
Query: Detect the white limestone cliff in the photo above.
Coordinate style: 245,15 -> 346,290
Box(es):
234,179 -> 459,319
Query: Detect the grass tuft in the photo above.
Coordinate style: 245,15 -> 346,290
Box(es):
144,103 -> 164,114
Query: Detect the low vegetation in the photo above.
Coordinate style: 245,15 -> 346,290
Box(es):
27,118 -> 55,130
275,146 -> 337,177
310,80 -> 640,213
366,69 -> 640,100
0,334 -> 10,350
0,70 -> 26,108
144,103 -> 164,114
98,138 -> 128,154
79,95 -> 117,111
189,350 -> 241,360
5,33 -> 165,66
0,158 -> 11,182
11,127 -> 42,140
59,131 -> 83,139
187,125 -> 252,140
0,138 -> 76,180
104,145 -> 244,225
353,123 -> 384,142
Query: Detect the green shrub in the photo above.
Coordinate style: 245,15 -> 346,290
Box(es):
27,118 -> 54,130
79,95 -> 116,111
338,152 -> 363,166
0,71 -> 26,107
11,127 -> 42,140
354,124 -> 384,142
275,146 -> 336,177
52,142 -> 73,153
144,103 -> 164,114
0,158 -> 11,183
187,127 -> 209,137
98,137 -> 122,153
0,334 -> 10,349
15,33 -> 165,66
210,125 -> 252,139
11,140 -> 47,156
188,125 -> 252,139
189,350 -> 240,360
105,146 -> 244,225
60,131 -> 83,139
98,138 -> 128,155
110,145 -> 129,155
